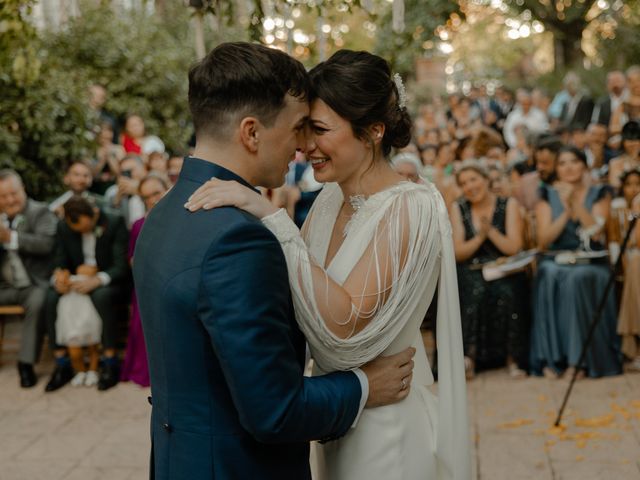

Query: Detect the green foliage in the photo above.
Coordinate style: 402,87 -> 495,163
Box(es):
0,1 -> 199,200
46,2 -> 196,156
0,0 -> 90,199
596,3 -> 640,72
534,66 -> 608,101
374,0 -> 461,76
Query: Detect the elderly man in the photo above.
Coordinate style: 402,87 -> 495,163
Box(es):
391,152 -> 423,183
592,71 -> 626,127
559,72 -> 594,130
0,170 -> 57,388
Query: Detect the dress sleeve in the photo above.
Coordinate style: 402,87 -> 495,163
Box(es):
261,185 -> 442,371
265,184 -> 472,479
538,184 -> 550,203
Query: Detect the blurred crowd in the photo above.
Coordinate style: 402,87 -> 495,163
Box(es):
1,84 -> 183,392
2,65 -> 640,394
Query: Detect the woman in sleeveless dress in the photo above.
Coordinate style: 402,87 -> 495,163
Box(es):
610,168 -> 640,369
450,161 -> 529,379
530,146 -> 621,378
187,50 -> 470,480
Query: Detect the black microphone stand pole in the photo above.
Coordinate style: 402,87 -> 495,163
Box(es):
554,213 -> 639,427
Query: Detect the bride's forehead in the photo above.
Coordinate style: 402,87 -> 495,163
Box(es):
310,99 -> 340,122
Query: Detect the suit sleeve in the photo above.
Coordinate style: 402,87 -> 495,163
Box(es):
52,221 -> 72,270
17,206 -> 57,256
200,220 -> 362,444
104,216 -> 129,283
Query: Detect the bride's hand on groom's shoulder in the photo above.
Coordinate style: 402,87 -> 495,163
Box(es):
361,347 -> 416,408
184,177 -> 278,218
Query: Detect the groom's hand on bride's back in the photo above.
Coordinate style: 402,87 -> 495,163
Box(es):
361,347 -> 416,408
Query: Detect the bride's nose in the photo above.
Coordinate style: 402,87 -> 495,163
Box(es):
305,133 -> 317,154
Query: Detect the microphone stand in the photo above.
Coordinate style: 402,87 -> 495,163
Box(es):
554,213 -> 639,427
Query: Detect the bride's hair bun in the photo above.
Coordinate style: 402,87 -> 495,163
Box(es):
309,50 -> 412,157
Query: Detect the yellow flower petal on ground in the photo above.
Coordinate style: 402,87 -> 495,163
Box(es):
574,414 -> 615,427
547,424 -> 567,436
499,418 -> 534,429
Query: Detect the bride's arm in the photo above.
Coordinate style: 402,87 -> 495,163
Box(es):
263,203 -> 410,339
186,179 -> 413,340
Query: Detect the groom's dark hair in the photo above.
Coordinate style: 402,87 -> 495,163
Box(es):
188,42 -> 309,141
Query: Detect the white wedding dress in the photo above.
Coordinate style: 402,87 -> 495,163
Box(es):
262,180 -> 470,480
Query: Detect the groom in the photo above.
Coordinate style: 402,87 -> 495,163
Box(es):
133,42 -> 415,480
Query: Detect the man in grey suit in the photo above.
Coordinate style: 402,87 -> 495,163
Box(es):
0,169 -> 57,387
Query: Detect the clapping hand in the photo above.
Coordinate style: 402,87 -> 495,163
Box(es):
0,224 -> 11,244
70,275 -> 102,294
555,182 -> 575,213
478,216 -> 492,239
632,194 -> 640,213
185,178 -> 278,219
117,176 -> 140,197
53,269 -> 72,295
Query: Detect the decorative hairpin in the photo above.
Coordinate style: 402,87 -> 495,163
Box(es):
393,73 -> 407,110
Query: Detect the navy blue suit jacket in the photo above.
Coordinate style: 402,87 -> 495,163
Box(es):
133,157 -> 361,480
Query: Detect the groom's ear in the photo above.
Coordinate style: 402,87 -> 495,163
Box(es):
239,117 -> 260,153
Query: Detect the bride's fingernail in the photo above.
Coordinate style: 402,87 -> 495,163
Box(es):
203,204 -> 210,209
184,202 -> 190,208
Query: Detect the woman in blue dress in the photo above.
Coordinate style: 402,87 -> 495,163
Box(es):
531,146 -> 622,378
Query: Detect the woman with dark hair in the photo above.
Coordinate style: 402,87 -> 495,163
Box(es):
187,50 -> 470,479
89,121 -> 124,195
611,169 -> 640,370
120,173 -> 170,387
450,161 -> 528,379
530,146 -> 621,379
608,120 -> 640,188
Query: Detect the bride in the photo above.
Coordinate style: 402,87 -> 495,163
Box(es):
186,50 -> 470,480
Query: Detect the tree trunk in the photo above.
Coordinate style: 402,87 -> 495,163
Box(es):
155,0 -> 166,18
193,10 -> 206,60
552,23 -> 585,71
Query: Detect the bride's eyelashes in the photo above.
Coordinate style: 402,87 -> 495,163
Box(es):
310,125 -> 329,135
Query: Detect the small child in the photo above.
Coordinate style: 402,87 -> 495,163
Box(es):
55,264 -> 103,387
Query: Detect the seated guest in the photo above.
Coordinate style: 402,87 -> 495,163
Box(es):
104,154 -> 147,229
531,146 -> 621,378
89,121 -> 124,195
148,151 -> 168,175
611,169 -> 640,371
450,161 -> 529,379
120,114 -> 165,161
55,263 -> 103,387
121,173 -> 170,387
391,152 -> 422,183
608,121 -> 640,188
50,162 -> 105,217
0,170 -> 57,388
583,123 -> 609,172
167,155 -> 184,185
512,135 -> 562,212
44,196 -> 129,392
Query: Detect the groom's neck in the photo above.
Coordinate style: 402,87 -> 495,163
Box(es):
192,142 -> 257,186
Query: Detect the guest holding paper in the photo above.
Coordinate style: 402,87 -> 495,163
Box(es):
611,169 -> 640,371
530,146 -> 621,379
450,160 -> 529,379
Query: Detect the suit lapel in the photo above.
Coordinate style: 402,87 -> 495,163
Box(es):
94,214 -> 109,267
